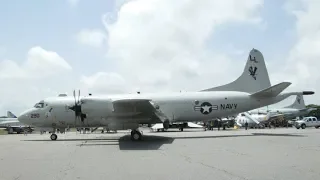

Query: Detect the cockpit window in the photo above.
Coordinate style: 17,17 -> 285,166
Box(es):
34,100 -> 45,108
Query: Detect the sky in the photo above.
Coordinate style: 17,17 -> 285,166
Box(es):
0,0 -> 319,115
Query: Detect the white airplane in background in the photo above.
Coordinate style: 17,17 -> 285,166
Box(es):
18,48 -> 315,141
236,94 -> 316,128
0,111 -> 32,134
250,94 -> 316,119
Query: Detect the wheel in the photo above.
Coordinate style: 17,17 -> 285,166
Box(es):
131,130 -> 142,141
296,126 -> 300,129
301,124 -> 306,129
180,128 -> 183,131
50,133 -> 58,141
315,126 -> 319,129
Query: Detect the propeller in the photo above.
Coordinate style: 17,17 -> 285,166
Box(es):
68,90 -> 86,126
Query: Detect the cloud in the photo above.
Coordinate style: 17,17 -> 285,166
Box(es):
76,29 -> 108,48
0,46 -> 74,114
263,0 -> 320,108
82,0 -> 264,93
67,0 -> 80,7
80,72 -> 129,94
0,46 -> 72,79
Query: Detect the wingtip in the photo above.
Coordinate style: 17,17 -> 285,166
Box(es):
278,82 -> 292,87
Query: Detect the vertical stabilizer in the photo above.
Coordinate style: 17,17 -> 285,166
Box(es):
7,111 -> 17,118
284,95 -> 306,109
201,48 -> 271,93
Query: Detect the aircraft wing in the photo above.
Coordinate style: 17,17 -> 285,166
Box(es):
111,99 -> 169,123
243,112 -> 260,124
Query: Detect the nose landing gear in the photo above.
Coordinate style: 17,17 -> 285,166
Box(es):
49,128 -> 58,140
50,133 -> 57,140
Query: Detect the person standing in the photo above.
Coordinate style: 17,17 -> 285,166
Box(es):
245,121 -> 248,130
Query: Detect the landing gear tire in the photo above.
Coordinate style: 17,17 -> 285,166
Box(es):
131,130 -> 142,141
50,133 -> 58,141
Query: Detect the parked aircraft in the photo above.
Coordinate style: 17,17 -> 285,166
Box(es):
251,94 -> 316,119
18,48 -> 314,141
0,111 -> 32,134
236,95 -> 316,128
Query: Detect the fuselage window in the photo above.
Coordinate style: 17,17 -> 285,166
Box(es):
34,102 -> 44,108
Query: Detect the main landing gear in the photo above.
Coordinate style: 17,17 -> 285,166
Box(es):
131,129 -> 142,141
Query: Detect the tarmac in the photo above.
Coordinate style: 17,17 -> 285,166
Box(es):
0,127 -> 320,180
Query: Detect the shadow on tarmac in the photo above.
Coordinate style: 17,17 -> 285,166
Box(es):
21,132 -> 305,150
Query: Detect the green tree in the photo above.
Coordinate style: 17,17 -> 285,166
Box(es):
306,104 -> 320,118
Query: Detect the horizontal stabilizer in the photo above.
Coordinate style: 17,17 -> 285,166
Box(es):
250,82 -> 291,98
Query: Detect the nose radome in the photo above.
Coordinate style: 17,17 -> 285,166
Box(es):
18,110 -> 31,123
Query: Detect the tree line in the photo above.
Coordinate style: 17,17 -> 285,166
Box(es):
307,104 -> 320,118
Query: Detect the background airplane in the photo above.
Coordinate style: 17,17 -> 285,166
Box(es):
251,94 -> 316,119
0,111 -> 32,134
236,95 -> 316,128
18,48 -> 314,141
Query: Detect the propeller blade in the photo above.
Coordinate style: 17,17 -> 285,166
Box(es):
74,115 -> 77,128
73,90 -> 76,105
78,89 -> 80,103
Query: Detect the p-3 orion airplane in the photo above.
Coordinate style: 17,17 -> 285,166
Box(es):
18,48 -> 314,141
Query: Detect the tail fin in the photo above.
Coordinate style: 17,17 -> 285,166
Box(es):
201,48 -> 271,93
7,111 -> 17,118
284,95 -> 306,109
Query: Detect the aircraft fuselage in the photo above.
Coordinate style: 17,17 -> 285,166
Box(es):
18,91 -> 293,130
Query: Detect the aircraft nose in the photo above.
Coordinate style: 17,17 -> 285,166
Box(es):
18,110 -> 31,123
